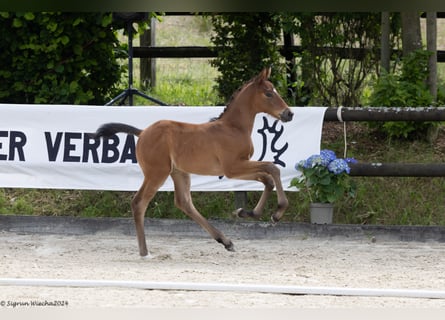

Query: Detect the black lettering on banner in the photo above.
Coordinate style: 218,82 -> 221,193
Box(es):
9,131 -> 27,161
45,132 -> 63,162
82,133 -> 100,163
0,131 -> 6,160
256,117 -> 289,167
44,131 -> 137,164
63,132 -> 82,162
0,131 -> 27,161
101,135 -> 120,163
120,135 -> 137,163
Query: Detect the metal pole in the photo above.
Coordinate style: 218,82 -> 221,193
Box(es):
324,107 -> 445,122
350,163 -> 445,177
127,21 -> 134,106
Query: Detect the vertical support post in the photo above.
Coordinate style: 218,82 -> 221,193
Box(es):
283,32 -> 296,102
140,16 -> 156,90
127,21 -> 134,106
380,12 -> 390,72
234,191 -> 248,210
426,12 -> 437,102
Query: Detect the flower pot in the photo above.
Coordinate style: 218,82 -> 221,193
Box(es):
310,203 -> 334,224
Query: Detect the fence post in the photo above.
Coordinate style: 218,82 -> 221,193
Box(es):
283,32 -> 296,102
234,191 -> 248,210
381,12 -> 390,71
139,17 -> 156,90
427,11 -> 437,101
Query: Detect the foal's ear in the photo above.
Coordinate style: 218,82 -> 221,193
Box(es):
257,67 -> 271,82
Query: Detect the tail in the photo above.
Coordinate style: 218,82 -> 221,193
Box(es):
90,123 -> 142,139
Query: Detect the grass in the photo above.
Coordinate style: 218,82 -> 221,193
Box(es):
146,58 -> 219,106
132,15 -> 220,106
319,122 -> 445,226
2,15 -> 445,226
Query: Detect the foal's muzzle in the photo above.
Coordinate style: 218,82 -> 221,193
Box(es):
280,109 -> 294,122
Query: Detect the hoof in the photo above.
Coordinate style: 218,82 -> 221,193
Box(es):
140,252 -> 153,260
270,215 -> 280,224
225,242 -> 235,252
233,208 -> 258,219
216,237 -> 235,252
232,208 -> 243,218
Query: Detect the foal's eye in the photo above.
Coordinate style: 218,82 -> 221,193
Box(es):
265,91 -> 273,98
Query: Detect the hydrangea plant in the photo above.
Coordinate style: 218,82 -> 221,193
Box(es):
290,149 -> 357,203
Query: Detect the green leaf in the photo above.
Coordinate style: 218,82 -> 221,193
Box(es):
24,12 -> 35,21
60,35 -> 70,45
101,14 -> 112,27
55,64 -> 64,73
47,22 -> 58,32
69,81 -> 78,93
0,70 -> 12,79
73,44 -> 82,55
73,17 -> 83,26
319,176 -> 331,185
12,18 -> 22,28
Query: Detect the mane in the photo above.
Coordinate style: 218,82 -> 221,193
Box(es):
210,77 -> 256,122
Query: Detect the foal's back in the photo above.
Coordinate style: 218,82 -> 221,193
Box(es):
136,119 -> 252,176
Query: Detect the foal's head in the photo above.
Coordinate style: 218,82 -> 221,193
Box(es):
249,68 -> 293,122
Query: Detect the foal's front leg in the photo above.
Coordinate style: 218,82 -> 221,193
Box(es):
233,173 -> 274,220
226,161 -> 289,223
268,164 -> 289,222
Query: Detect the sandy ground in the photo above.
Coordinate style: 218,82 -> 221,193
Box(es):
0,230 -> 445,309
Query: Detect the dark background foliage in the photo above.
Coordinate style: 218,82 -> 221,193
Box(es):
0,12 -> 125,105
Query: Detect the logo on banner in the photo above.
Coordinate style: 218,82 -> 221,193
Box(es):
256,116 -> 289,167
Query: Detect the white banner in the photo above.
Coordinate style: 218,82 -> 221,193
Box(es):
0,104 -> 327,191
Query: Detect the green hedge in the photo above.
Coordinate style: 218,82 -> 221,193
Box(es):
0,12 -> 125,104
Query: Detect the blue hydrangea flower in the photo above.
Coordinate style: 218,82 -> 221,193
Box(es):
295,160 -> 306,170
304,154 -> 322,168
320,149 -> 336,163
295,150 -> 357,173
327,158 -> 350,174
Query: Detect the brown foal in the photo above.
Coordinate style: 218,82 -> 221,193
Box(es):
92,68 -> 294,256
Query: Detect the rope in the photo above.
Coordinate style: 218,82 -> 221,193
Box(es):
337,106 -> 348,158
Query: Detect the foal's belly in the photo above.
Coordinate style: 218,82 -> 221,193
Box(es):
172,152 -> 224,176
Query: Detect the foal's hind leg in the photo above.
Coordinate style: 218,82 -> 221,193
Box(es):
131,176 -> 167,257
171,169 -> 234,252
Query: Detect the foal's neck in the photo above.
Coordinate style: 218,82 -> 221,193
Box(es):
219,85 -> 258,134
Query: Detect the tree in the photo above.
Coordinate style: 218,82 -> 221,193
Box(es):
210,13 -> 285,103
283,13 -> 382,107
401,12 -> 422,56
0,12 -> 125,105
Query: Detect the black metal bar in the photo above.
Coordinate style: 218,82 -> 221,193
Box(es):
350,163 -> 445,177
134,46 -> 216,58
323,107 -> 445,122
127,21 -> 135,106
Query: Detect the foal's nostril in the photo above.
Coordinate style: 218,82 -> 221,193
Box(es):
288,110 -> 294,120
281,109 -> 294,122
